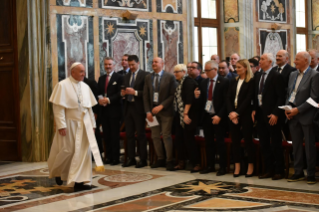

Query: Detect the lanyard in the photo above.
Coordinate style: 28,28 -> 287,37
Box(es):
291,67 -> 310,92
151,71 -> 163,91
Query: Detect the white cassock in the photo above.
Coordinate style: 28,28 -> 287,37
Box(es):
48,76 -> 103,186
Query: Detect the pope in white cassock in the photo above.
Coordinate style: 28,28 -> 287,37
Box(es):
48,62 -> 104,190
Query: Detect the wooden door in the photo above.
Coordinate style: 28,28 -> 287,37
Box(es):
0,0 -> 21,161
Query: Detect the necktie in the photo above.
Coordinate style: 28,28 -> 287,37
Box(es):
278,67 -> 282,73
259,72 -> 266,94
104,74 -> 109,95
154,74 -> 159,91
208,79 -> 214,100
128,72 -> 135,102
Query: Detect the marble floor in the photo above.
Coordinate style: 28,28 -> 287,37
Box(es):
1,162 -> 319,212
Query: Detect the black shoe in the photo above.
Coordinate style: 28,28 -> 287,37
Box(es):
190,165 -> 202,173
135,160 -> 147,168
151,159 -> 166,168
166,161 -> 175,171
216,169 -> 226,176
200,166 -> 215,174
245,173 -> 254,178
104,159 -> 112,164
122,159 -> 136,167
111,160 -> 120,166
74,182 -> 92,191
272,173 -> 284,180
55,177 -> 63,185
233,173 -> 241,177
259,172 -> 272,179
287,173 -> 305,182
307,176 -> 317,184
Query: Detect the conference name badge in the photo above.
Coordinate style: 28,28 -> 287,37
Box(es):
205,100 -> 212,112
289,91 -> 296,103
258,94 -> 262,106
154,92 -> 159,103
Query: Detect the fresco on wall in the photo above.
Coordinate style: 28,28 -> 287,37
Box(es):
224,0 -> 239,23
224,27 -> 240,57
56,0 -> 93,7
312,34 -> 319,50
56,15 -> 95,81
312,0 -> 319,30
156,0 -> 182,14
157,20 -> 183,73
99,17 -> 153,74
99,0 -> 151,11
259,29 -> 287,56
258,0 -> 286,23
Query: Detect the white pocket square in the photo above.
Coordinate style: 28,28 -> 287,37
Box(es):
113,82 -> 117,85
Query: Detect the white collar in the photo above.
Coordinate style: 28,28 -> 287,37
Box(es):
69,75 -> 80,84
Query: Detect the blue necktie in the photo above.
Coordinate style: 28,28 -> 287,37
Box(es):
128,72 -> 135,102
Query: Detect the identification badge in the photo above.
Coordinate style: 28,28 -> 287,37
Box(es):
289,91 -> 296,103
205,100 -> 212,112
258,94 -> 262,106
104,93 -> 107,97
154,92 -> 159,103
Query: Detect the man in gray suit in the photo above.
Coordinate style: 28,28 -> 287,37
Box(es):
285,51 -> 319,184
143,57 -> 176,171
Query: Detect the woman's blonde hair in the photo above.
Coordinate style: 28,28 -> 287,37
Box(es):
236,59 -> 254,82
174,64 -> 187,72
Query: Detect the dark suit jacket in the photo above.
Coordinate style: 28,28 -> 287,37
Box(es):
97,72 -> 124,118
117,69 -> 129,76
198,76 -> 229,124
272,64 -> 296,90
179,77 -> 199,125
143,71 -> 177,117
122,70 -> 149,116
83,77 -> 99,114
194,75 -> 204,86
225,72 -> 238,80
227,77 -> 255,120
253,69 -> 285,121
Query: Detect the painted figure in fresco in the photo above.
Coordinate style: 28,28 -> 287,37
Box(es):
263,32 -> 283,60
161,21 -> 179,73
48,63 -> 104,190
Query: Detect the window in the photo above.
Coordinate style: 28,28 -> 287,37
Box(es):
295,0 -> 308,52
194,0 -> 220,64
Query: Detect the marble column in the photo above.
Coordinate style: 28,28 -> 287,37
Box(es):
17,0 -> 53,162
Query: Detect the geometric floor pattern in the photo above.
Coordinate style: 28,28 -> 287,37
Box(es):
1,162 -> 319,211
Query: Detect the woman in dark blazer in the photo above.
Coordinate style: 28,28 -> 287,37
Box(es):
173,64 -> 201,173
227,59 -> 255,177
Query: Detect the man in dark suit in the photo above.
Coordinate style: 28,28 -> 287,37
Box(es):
230,53 -> 240,74
121,55 -> 149,168
285,51 -> 319,184
218,60 -> 238,80
195,60 -> 229,175
252,53 -> 286,180
248,58 -> 259,75
83,77 -> 103,155
188,61 -> 204,85
98,57 -> 123,165
274,50 -> 296,89
309,49 -> 319,71
117,54 -> 130,75
143,57 -> 176,171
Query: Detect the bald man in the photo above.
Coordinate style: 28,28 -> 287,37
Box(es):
230,53 -> 240,73
211,54 -> 220,64
144,57 -> 177,171
308,49 -> 319,72
273,50 -> 296,90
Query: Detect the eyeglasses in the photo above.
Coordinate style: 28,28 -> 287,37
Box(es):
187,66 -> 197,69
173,70 -> 183,74
204,68 -> 215,72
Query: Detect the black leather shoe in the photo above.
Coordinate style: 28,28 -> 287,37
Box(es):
245,173 -> 254,178
55,177 -> 63,185
166,161 -> 175,171
104,159 -> 112,164
216,169 -> 226,176
233,173 -> 241,177
111,160 -> 120,166
122,159 -> 136,167
200,166 -> 215,174
259,172 -> 273,179
287,173 -> 305,182
135,160 -> 147,168
272,173 -> 284,180
74,182 -> 92,191
307,176 -> 317,184
151,159 -> 166,168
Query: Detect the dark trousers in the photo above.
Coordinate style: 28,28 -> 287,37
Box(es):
95,115 -> 103,153
203,113 -> 226,169
230,115 -> 254,163
125,103 -> 147,161
174,114 -> 200,166
101,116 -> 121,161
256,109 -> 284,174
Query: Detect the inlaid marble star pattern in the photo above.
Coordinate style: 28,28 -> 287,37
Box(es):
106,22 -> 115,35
177,182 -> 232,194
139,26 -> 146,37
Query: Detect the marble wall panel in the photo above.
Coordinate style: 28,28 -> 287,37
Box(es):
259,29 -> 287,56
312,34 -> 319,50
224,27 -> 239,58
99,0 -> 151,12
224,0 -> 239,23
257,0 -> 287,23
312,0 -> 319,30
56,0 -> 93,7
157,20 -> 183,73
56,15 -> 95,81
156,0 -> 182,14
99,17 -> 153,74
